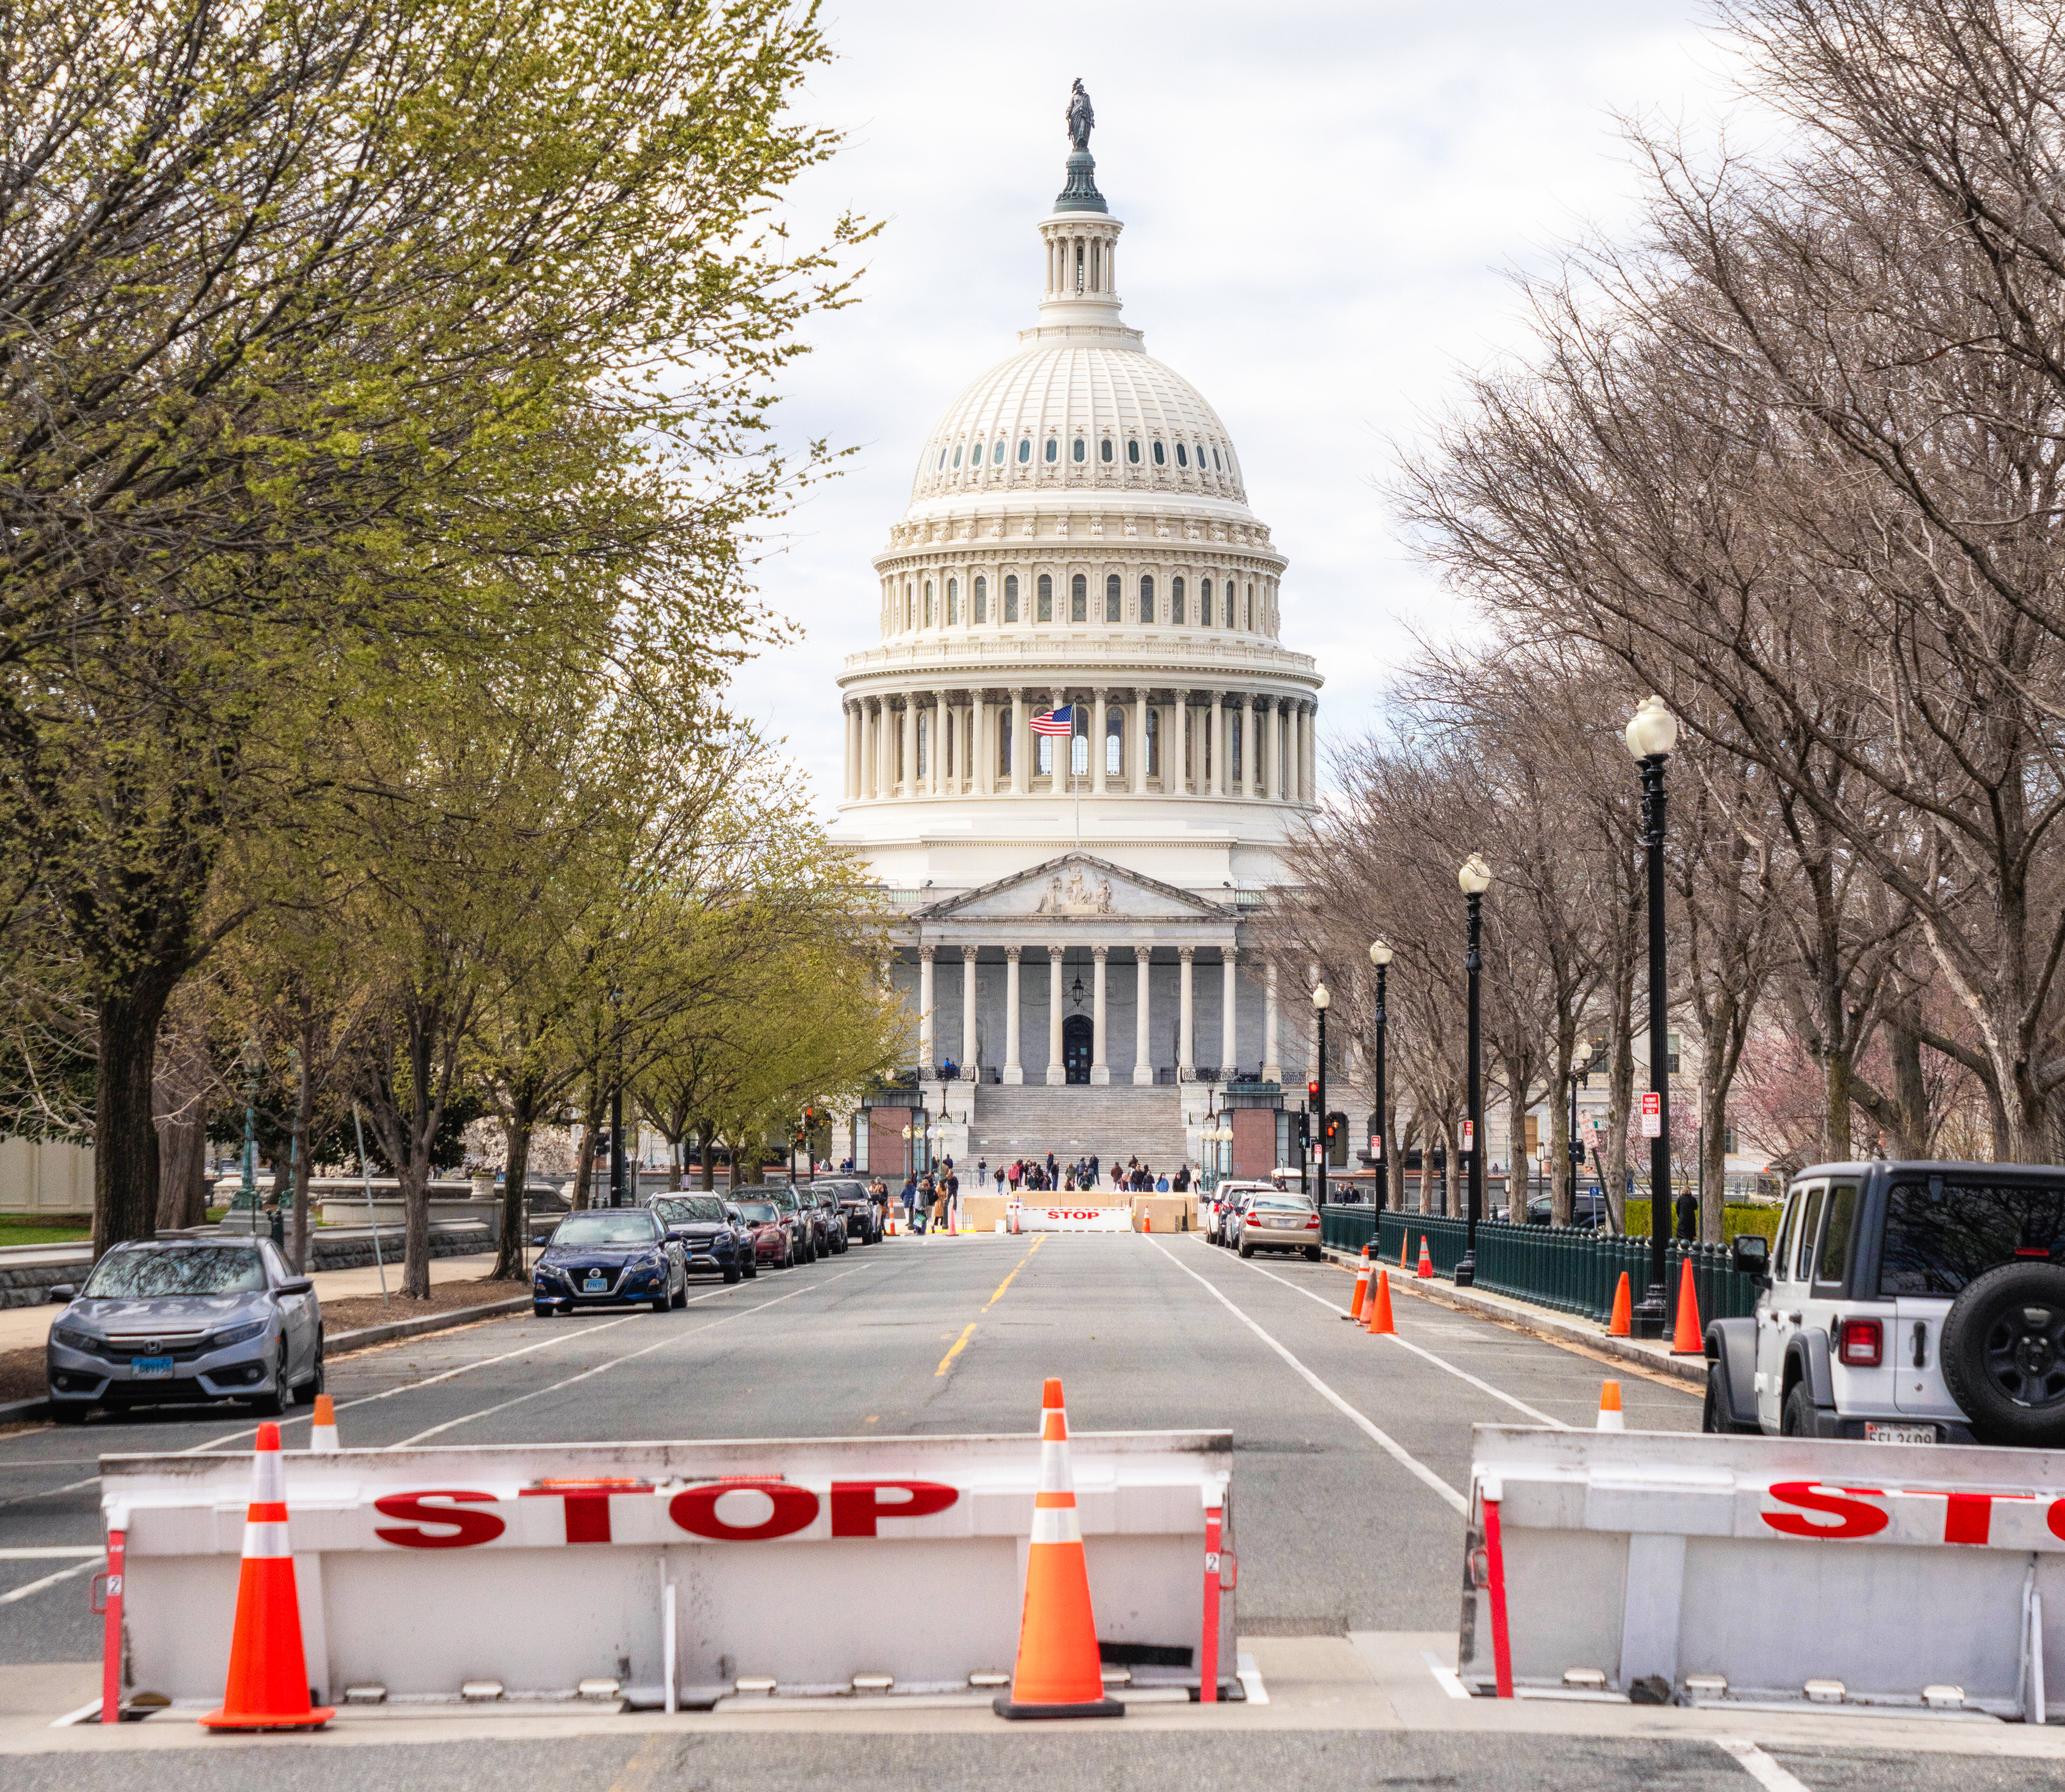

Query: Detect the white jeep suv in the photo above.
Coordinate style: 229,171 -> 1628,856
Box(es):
1703,1161 -> 2065,1446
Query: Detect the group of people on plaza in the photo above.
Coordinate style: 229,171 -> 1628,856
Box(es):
875,1150 -> 1195,1233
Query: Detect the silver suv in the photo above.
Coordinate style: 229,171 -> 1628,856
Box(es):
1704,1161 -> 2065,1446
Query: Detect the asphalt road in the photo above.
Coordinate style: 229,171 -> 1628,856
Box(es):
10,1233 -> 2052,1789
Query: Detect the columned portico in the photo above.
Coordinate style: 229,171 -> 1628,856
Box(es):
1090,945 -> 1110,1084
1132,946 -> 1153,1085
1003,947 -> 1023,1084
1046,946 -> 1065,1086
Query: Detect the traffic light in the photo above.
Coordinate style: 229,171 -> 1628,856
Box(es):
1324,1112 -> 1344,1145
1307,1079 -> 1320,1105
1294,1111 -> 1311,1153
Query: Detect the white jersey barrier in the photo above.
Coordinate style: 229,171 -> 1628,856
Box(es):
101,1429 -> 1235,1710
1463,1425 -> 2065,1717
1015,1205 -> 1133,1233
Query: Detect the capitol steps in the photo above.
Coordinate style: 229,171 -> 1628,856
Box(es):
964,1084 -> 1190,1171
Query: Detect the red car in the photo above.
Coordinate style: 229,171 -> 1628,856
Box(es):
731,1198 -> 796,1269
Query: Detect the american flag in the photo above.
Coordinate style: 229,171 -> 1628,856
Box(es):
1030,705 -> 1075,737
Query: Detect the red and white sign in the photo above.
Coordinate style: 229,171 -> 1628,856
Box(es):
1640,1091 -> 1662,1138
1461,1120 -> 1475,1153
1370,1135 -> 1383,1156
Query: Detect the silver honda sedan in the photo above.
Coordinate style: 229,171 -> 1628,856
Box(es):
45,1239 -> 324,1423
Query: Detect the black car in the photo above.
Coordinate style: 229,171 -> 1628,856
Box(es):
805,1184 -> 848,1255
820,1179 -> 881,1245
649,1193 -> 753,1283
533,1210 -> 685,1315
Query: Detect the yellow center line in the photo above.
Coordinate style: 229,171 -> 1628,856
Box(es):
934,1237 -> 1045,1377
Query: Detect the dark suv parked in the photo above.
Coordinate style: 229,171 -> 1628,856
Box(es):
820,1179 -> 881,1245
1705,1160 -> 2065,1447
649,1193 -> 752,1283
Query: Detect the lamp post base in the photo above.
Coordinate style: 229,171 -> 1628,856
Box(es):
1453,1254 -> 1475,1288
1629,1285 -> 1668,1339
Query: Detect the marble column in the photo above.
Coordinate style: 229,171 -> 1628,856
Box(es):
1306,961 -> 1320,1082
1178,946 -> 1196,1078
1264,959 -> 1282,1084
974,695 -> 991,797
1130,689 -> 1148,795
1010,689 -> 1028,795
1003,947 -> 1024,1084
1132,946 -> 1154,1085
1245,694 -> 1260,798
1092,688 -> 1108,796
874,699 -> 890,800
1209,693 -> 1225,797
961,945 -> 978,1078
1046,947 -> 1065,1086
918,945 -> 935,1073
900,697 -> 917,798
932,690 -> 949,796
1090,946 -> 1110,1085
1221,948 -> 1239,1076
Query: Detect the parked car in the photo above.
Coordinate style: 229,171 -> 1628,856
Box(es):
820,1179 -> 881,1245
730,1197 -> 794,1269
1211,1182 -> 1273,1247
1233,1194 -> 1324,1260
649,1193 -> 752,1283
46,1239 -> 323,1423
1704,1160 -> 2065,1446
758,1184 -> 817,1264
1517,1189 -> 1612,1229
803,1184 -> 848,1255
533,1210 -> 685,1315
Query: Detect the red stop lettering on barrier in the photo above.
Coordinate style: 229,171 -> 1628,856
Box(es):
518,1483 -> 651,1544
1761,1481 -> 1889,1541
670,1480 -> 819,1541
373,1490 -> 506,1549
1936,1490 -> 2035,1545
829,1480 -> 960,1537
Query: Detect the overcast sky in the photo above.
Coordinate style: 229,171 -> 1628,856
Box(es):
731,0 -> 1742,816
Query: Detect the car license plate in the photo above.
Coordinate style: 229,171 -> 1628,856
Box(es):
582,1273 -> 607,1293
130,1356 -> 174,1378
1864,1421 -> 1937,1444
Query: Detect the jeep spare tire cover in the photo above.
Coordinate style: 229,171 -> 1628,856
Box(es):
1942,1261 -> 2065,1447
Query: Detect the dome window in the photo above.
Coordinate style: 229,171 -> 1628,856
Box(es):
1099,438 -> 1113,463
973,575 -> 987,622
1152,439 -> 1165,466
1105,573 -> 1122,621
1212,446 -> 1223,471
1037,573 -> 1053,622
1200,579 -> 1213,626
951,445 -> 963,468
1175,443 -> 1189,468
946,578 -> 957,624
1072,437 -> 1085,463
1045,437 -> 1058,463
1018,439 -> 1031,463
1126,439 -> 1140,465
1070,573 -> 1087,622
1171,576 -> 1185,623
924,580 -> 933,627
1138,574 -> 1154,622
1196,442 -> 1208,469
937,448 -> 947,470
993,440 -> 1005,464
1005,574 -> 1020,622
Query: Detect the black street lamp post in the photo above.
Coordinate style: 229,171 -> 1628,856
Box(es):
1625,695 -> 1679,1338
1312,982 -> 1331,1208
1368,942 -> 1392,1211
1456,854 -> 1491,1287
1566,1040 -> 1591,1221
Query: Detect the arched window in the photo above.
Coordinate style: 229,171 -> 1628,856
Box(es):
1018,439 -> 1031,463
951,446 -> 963,468
1045,438 -> 1058,463
1246,583 -> 1255,630
1199,578 -> 1213,626
993,440 -> 1005,464
1152,439 -> 1166,466
1145,706 -> 1161,776
1175,443 -> 1188,467
1036,734 -> 1052,777
923,580 -> 933,626
1138,574 -> 1155,622
1005,574 -> 1020,622
1211,446 -> 1223,471
1226,583 -> 1237,628
917,712 -> 928,777
1105,573 -> 1122,622
1070,573 -> 1087,622
1230,712 -> 1242,784
946,578 -> 957,624
1105,708 -> 1123,776
999,722 -> 1013,777
1126,439 -> 1141,464
1037,573 -> 1054,622
904,584 -> 914,630
1171,575 -> 1185,623
1070,725 -> 1088,777
974,575 -> 987,622
1196,442 -> 1207,469
937,448 -> 947,470
1100,438 -> 1114,463
1072,437 -> 1086,463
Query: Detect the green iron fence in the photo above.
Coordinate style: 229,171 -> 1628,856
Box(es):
1319,1206 -> 1760,1335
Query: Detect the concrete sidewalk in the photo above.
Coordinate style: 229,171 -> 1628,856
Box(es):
0,1252 -> 502,1355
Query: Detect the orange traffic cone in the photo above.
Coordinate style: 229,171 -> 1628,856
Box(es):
1400,1232 -> 1410,1269
994,1379 -> 1125,1720
1670,1255 -> 1703,1355
1416,1236 -> 1434,1280
199,1423 -> 333,1731
1365,1269 -> 1396,1335
1608,1272 -> 1632,1337
307,1395 -> 338,1453
1343,1247 -> 1371,1321
1596,1380 -> 1625,1430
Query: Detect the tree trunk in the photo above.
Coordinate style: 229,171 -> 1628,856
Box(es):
698,1121 -> 715,1190
571,1088 -> 600,1211
288,1047 -> 314,1273
1700,1069 -> 1728,1244
493,1110 -> 534,1280
1605,1018 -> 1634,1234
1385,1093 -> 1404,1211
399,1156 -> 432,1299
152,1012 -> 210,1232
94,988 -> 173,1258
1888,1020 -> 1930,1156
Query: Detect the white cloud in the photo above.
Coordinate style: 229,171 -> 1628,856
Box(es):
725,0 -> 1736,814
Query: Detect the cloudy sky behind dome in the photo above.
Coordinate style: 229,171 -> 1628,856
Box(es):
733,0 -> 1742,814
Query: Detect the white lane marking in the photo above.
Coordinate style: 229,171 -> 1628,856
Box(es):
1421,1649 -> 1471,1700
1224,1252 -> 1567,1428
1714,1739 -> 1815,1792
0,1475 -> 99,1513
1144,1239 -> 1466,1513
50,1697 -> 103,1727
0,1545 -> 101,1559
0,1557 -> 97,1604
1235,1651 -> 1269,1705
387,1266 -> 871,1448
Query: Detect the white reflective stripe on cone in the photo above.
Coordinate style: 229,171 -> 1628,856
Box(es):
1031,1506 -> 1084,1545
309,1427 -> 339,1454
242,1521 -> 292,1558
253,1452 -> 284,1503
1039,1441 -> 1072,1493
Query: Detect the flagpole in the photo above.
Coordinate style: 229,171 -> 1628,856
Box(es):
1073,714 -> 1081,850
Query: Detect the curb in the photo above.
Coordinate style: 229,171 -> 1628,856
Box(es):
0,1295 -> 534,1427
1319,1244 -> 1707,1387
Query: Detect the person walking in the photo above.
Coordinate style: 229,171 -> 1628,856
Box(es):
1007,1159 -> 1022,1192
900,1175 -> 917,1231
1673,1183 -> 1697,1247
